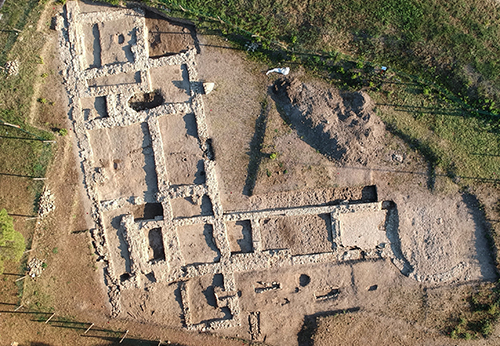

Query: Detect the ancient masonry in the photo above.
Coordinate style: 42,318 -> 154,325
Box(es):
57,2 -> 396,331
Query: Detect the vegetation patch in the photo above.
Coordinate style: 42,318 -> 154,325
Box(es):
0,209 -> 26,274
449,283 -> 500,339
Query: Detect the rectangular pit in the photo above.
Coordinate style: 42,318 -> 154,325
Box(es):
227,220 -> 253,254
82,23 -> 102,69
178,223 -> 220,265
81,96 -> 108,121
336,209 -> 388,248
260,214 -> 333,255
186,274 -> 231,325
159,113 -> 205,186
98,18 -> 137,65
102,208 -> 133,278
88,122 -> 159,201
171,195 -> 213,219
145,227 -> 166,262
150,64 -> 191,103
145,12 -> 196,58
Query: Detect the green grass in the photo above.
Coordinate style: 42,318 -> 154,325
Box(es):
143,0 -> 500,109
372,77 -> 500,185
449,284 -> 500,339
0,0 -> 54,181
0,0 -> 54,304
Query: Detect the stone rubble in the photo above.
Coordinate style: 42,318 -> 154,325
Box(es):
4,60 -> 19,76
27,257 -> 45,278
38,188 -> 55,218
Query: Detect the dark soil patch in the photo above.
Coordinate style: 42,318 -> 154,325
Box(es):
128,90 -> 164,111
145,10 -> 198,58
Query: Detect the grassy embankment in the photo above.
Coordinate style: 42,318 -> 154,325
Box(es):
0,0 -> 55,292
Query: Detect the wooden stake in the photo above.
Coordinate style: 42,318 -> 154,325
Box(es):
6,26 -> 22,33
14,304 -> 23,311
84,323 -> 94,334
119,330 -> 129,343
1,122 -> 21,129
45,312 -> 55,324
15,276 -> 26,282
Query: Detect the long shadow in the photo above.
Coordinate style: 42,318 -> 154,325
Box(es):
8,213 -> 36,217
341,165 -> 500,183
297,307 -> 360,346
376,103 -> 463,116
80,334 -> 184,345
203,224 -> 221,262
383,201 -> 413,276
269,79 -> 346,162
202,273 -> 223,308
462,193 -> 499,281
0,310 -> 50,314
124,29 -> 136,63
243,97 -> 271,196
141,123 -> 160,203
0,135 -> 48,141
378,102 -> 500,135
471,153 -> 500,157
384,122 -> 440,190
173,282 -> 186,326
90,23 -> 101,68
0,172 -> 37,178
198,43 -> 241,51
112,215 -> 131,274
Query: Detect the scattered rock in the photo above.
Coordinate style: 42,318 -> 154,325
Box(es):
5,60 -> 20,76
392,153 -> 404,163
93,167 -> 108,184
27,257 -> 46,278
38,188 -> 55,218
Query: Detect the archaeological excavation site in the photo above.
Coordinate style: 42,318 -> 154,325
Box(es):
53,1 -> 497,345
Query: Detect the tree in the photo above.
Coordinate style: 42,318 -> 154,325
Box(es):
0,209 -> 26,274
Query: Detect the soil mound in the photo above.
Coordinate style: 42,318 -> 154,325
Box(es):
272,77 -> 385,165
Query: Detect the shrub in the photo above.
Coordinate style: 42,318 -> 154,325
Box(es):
58,128 -> 68,136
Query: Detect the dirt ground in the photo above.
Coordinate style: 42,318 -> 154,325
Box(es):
2,1 -> 500,346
